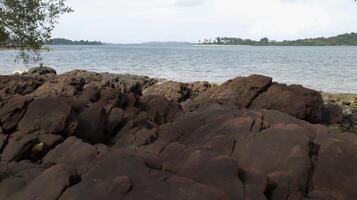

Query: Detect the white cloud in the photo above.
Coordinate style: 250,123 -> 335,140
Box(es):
53,0 -> 357,43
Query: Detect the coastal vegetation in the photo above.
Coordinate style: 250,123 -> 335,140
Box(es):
46,38 -> 102,45
200,33 -> 357,46
0,0 -> 72,62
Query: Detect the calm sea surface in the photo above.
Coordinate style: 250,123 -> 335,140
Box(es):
0,44 -> 357,93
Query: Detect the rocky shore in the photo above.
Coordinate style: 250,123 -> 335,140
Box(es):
321,93 -> 357,134
0,67 -> 356,200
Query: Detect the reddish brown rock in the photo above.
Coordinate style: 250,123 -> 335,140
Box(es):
0,95 -> 32,132
0,161 -> 44,199
115,175 -> 133,194
23,66 -> 57,77
194,74 -> 272,108
105,107 -> 125,136
1,132 -> 64,162
321,104 -> 343,124
59,149 -> 230,200
75,103 -> 107,144
309,132 -> 357,200
251,83 -> 324,123
0,133 -> 7,150
143,81 -> 211,103
0,72 -> 356,200
140,95 -> 183,125
1,133 -> 39,161
232,127 -> 313,199
18,97 -> 78,135
8,164 -> 80,200
34,71 -> 157,97
43,137 -> 108,175
0,75 -> 45,97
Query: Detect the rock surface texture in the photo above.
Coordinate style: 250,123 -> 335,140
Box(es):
0,67 -> 356,200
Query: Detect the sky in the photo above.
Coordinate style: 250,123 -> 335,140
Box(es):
53,0 -> 357,43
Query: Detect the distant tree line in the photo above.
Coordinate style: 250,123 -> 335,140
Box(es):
200,33 -> 357,46
46,38 -> 102,45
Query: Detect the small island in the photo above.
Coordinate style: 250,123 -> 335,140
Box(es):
46,38 -> 103,45
199,32 -> 357,46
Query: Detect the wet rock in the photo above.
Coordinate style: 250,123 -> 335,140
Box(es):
18,97 -> 78,135
43,137 -> 109,175
0,95 -> 32,132
8,164 -> 80,200
251,83 -> 324,123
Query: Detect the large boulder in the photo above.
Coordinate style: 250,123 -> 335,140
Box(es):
1,132 -> 64,162
0,161 -> 44,199
139,106 -> 357,199
139,95 -> 183,125
0,95 -> 32,132
193,75 -> 324,123
18,97 -> 78,135
59,149 -> 229,200
309,132 -> 357,199
75,103 -> 107,144
250,83 -> 324,123
138,106 -> 318,199
43,137 -> 108,175
7,164 -> 80,200
194,75 -> 272,108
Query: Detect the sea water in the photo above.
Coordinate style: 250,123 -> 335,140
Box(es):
0,44 -> 356,93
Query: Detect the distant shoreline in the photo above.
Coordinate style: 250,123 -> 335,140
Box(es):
200,32 -> 357,46
195,44 -> 357,47
46,38 -> 103,46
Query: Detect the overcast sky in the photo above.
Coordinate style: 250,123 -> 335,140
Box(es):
52,0 -> 357,43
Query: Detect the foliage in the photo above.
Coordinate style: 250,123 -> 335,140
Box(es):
0,0 -> 72,63
200,33 -> 357,46
0,25 -> 8,43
